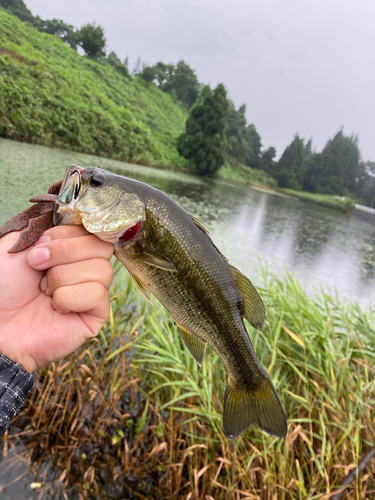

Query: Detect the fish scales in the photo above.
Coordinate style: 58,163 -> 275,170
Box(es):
53,165 -> 288,439
115,183 -> 264,382
117,206 -> 260,386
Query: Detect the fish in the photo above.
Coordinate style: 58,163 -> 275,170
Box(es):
52,164 -> 287,439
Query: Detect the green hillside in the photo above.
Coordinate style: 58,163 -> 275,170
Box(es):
0,9 -> 188,167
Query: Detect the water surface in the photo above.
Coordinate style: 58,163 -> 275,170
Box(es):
1,138 -> 375,305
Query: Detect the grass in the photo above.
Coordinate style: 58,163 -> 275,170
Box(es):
217,161 -> 278,190
1,8 -> 361,215
1,261 -> 374,499
0,9 -> 188,168
279,189 -> 356,213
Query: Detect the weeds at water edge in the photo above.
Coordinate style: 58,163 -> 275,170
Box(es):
1,261 -> 374,499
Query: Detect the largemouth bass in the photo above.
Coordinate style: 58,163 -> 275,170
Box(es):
54,164 -> 287,439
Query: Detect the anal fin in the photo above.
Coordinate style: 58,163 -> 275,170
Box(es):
176,323 -> 206,366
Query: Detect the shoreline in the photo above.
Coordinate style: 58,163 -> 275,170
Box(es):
0,136 -> 356,214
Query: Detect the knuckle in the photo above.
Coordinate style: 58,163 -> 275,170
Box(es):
89,282 -> 109,309
94,282 -> 108,301
49,265 -> 63,286
95,239 -> 114,260
59,239 -> 73,262
104,261 -> 114,282
53,287 -> 69,309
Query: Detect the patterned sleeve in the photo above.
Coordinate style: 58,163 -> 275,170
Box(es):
0,354 -> 35,438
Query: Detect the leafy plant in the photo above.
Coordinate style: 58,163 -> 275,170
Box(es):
177,84 -> 228,175
0,9 -> 187,168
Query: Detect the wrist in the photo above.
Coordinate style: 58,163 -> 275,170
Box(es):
0,350 -> 36,373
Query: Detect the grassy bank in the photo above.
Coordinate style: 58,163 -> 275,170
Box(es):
0,9 -> 188,168
2,262 -> 374,499
217,158 -> 278,189
279,189 -> 356,213
0,9 -> 360,213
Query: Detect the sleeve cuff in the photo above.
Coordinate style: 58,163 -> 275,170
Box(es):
0,353 -> 35,438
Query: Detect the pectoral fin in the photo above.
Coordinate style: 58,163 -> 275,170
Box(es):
129,272 -> 152,303
230,265 -> 265,330
135,245 -> 177,272
176,323 -> 206,366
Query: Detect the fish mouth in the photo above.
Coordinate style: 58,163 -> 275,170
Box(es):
53,164 -> 83,226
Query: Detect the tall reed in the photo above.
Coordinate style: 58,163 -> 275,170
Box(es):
1,261 -> 374,499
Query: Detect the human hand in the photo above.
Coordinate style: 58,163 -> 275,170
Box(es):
0,226 -> 114,372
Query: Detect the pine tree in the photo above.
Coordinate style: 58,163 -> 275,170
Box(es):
225,103 -> 263,168
305,130 -> 360,195
259,147 -> 277,175
275,135 -> 305,190
177,84 -> 228,175
353,161 -> 375,207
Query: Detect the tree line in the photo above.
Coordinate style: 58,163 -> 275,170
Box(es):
269,132 -> 375,206
2,0 -> 374,206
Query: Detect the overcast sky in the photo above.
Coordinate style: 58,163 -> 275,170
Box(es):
26,0 -> 375,161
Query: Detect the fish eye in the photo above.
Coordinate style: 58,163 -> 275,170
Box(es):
90,173 -> 105,187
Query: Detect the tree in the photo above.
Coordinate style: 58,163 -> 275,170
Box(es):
259,147 -> 277,175
107,51 -> 121,66
244,123 -> 262,168
39,18 -> 78,49
177,84 -> 228,175
0,0 -> 78,48
152,60 -> 200,108
171,61 -> 200,108
152,61 -> 174,86
76,23 -> 106,59
107,51 -> 130,77
302,153 -> 320,192
132,56 -> 142,75
0,0 -> 34,23
140,64 -> 156,82
225,103 -> 263,168
226,101 -> 248,163
304,130 -> 360,195
275,135 -> 305,190
353,161 -> 375,207
304,139 -> 312,158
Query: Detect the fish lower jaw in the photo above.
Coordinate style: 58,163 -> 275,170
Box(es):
85,222 -> 142,245
54,205 -> 82,226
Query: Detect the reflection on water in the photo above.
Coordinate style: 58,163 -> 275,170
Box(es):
1,138 -> 375,305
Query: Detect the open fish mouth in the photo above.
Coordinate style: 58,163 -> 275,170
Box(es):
53,164 -> 83,226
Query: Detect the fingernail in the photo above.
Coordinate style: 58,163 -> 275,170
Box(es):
40,276 -> 47,293
35,234 -> 51,245
28,247 -> 50,266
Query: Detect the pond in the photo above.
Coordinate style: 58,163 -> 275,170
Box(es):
1,138 -> 375,498
1,138 -> 375,306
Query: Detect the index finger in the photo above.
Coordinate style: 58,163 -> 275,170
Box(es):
38,225 -> 89,242
28,233 -> 114,270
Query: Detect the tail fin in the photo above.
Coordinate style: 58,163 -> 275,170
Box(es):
223,377 -> 287,439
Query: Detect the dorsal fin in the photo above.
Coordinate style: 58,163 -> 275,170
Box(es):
230,265 -> 265,330
191,215 -> 210,235
176,322 -> 206,366
129,272 -> 152,303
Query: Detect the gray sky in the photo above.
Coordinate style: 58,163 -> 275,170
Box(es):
26,0 -> 375,161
